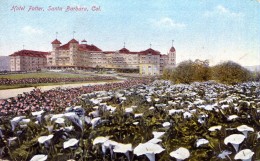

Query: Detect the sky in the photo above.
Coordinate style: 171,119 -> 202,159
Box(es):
0,0 -> 259,66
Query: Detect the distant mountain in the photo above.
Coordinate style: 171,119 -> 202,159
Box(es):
245,65 -> 260,72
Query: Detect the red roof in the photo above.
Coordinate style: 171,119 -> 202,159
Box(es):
10,50 -> 49,58
170,47 -> 176,52
57,39 -> 102,51
119,48 -> 130,53
78,44 -> 102,51
139,48 -> 161,55
58,43 -> 70,50
115,48 -> 139,54
51,39 -> 61,44
68,39 -> 79,44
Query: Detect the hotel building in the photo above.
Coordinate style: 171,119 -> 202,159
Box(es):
10,50 -> 49,71
47,38 -> 176,75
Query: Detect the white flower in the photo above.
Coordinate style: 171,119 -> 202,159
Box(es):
38,134 -> 54,144
152,132 -> 165,139
170,147 -> 190,161
93,136 -> 110,145
168,100 -> 175,105
183,112 -> 192,118
155,104 -> 167,108
149,106 -> 155,110
162,122 -> 170,127
198,114 -> 208,124
31,110 -> 45,116
89,110 -> 99,117
147,98 -> 152,102
196,138 -> 209,147
221,105 -> 229,109
50,114 -> 64,121
85,116 -> 91,124
204,104 -> 214,111
64,112 -> 83,130
208,125 -> 222,132
134,113 -> 143,118
103,140 -> 119,154
147,138 -> 162,144
224,134 -> 245,152
55,117 -> 65,125
10,116 -> 26,131
63,138 -> 79,149
119,97 -> 127,101
237,125 -> 254,138
134,143 -> 165,161
90,98 -> 101,105
30,154 -> 48,161
169,109 -> 183,115
20,119 -> 30,124
125,107 -> 133,113
65,126 -> 74,132
113,143 -> 132,161
133,122 -> 139,125
91,117 -> 101,128
234,149 -> 254,161
257,131 -> 260,139
8,137 -> 17,146
113,143 -> 132,153
227,115 -> 239,121
154,98 -> 160,102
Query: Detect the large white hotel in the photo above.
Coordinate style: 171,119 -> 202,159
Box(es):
10,38 -> 176,75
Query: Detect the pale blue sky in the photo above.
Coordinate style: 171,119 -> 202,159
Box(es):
0,0 -> 259,66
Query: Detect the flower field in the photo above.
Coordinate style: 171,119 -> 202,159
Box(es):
0,80 -> 260,161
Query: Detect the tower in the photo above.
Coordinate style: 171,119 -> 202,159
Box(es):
51,39 -> 61,50
69,39 -> 79,50
168,40 -> 176,67
81,39 -> 87,45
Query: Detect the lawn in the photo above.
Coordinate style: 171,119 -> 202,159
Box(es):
0,80 -> 118,90
0,72 -> 90,79
0,72 -> 117,90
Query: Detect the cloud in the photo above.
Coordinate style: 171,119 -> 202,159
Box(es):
21,26 -> 43,35
204,5 -> 243,18
151,17 -> 186,29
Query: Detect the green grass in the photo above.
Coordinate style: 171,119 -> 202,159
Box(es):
0,72 -> 91,79
0,72 -> 119,90
0,79 -> 118,90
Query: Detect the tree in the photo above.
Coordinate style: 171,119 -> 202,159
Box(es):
166,60 -> 211,84
173,60 -> 195,83
193,59 -> 211,81
162,68 -> 171,80
212,61 -> 251,84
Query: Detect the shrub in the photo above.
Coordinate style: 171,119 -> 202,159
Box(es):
251,71 -> 260,81
172,60 -> 195,83
115,68 -> 139,73
162,68 -> 172,80
212,61 -> 251,84
163,59 -> 211,84
193,59 -> 211,82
